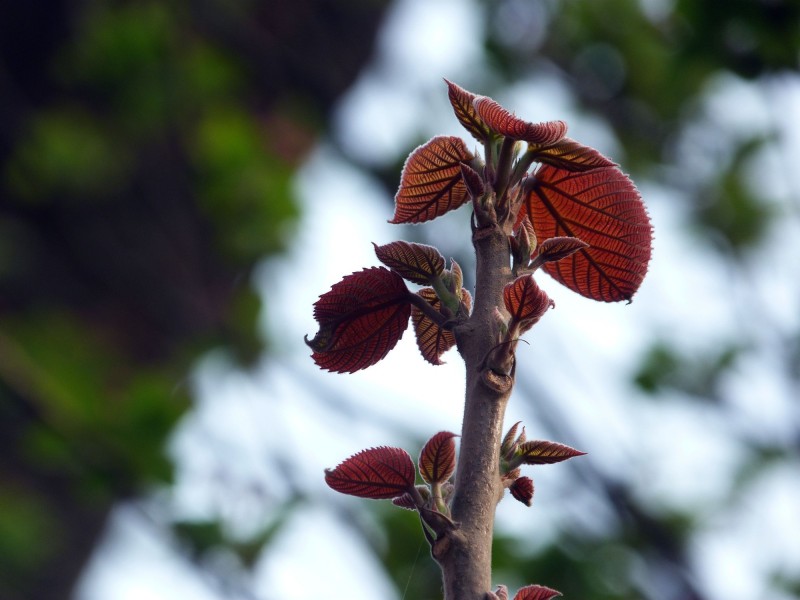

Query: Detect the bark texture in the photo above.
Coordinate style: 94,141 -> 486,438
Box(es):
441,222 -> 515,600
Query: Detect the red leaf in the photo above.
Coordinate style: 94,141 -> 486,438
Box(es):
411,290 -> 451,365
518,214 -> 536,247
411,287 -> 471,365
521,164 -> 653,302
373,240 -> 445,285
529,137 -> 615,171
392,136 -> 475,224
306,267 -> 411,373
391,493 -> 418,510
503,275 -> 554,333
516,440 -> 586,465
501,421 -> 523,457
533,236 -> 590,267
513,585 -> 562,600
445,79 -> 492,143
473,96 -> 566,145
325,446 -> 416,499
509,476 -> 534,507
419,431 -> 458,485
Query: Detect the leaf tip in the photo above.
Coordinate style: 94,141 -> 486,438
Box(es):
419,430 -> 458,485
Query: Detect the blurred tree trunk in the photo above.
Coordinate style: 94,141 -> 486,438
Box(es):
0,0 -> 390,598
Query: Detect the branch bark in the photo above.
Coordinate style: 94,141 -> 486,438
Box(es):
438,221 -> 515,600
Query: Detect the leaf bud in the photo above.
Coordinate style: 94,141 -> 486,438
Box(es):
460,161 -> 486,199
517,214 -> 537,258
492,306 -> 509,340
500,421 -> 522,457
510,476 -> 534,507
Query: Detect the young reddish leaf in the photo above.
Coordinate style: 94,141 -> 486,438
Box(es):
473,96 -> 567,145
411,288 -> 456,365
393,485 -> 430,510
445,79 -> 492,143
516,440 -> 586,465
503,275 -> 554,333
529,137 -> 615,171
520,164 -> 653,302
501,421 -> 522,457
373,240 -> 445,285
306,267 -> 411,373
411,285 -> 471,365
518,214 -> 537,250
325,446 -> 416,500
392,136 -> 475,224
391,493 -> 418,510
460,287 -> 473,314
509,476 -> 534,507
513,585 -> 562,600
501,422 -> 526,463
514,214 -> 537,261
515,426 -> 527,446
533,236 -> 590,267
460,162 -> 485,198
419,431 -> 458,485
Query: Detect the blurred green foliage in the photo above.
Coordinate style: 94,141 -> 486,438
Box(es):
0,0 -> 387,597
691,135 -> 778,253
174,495 -> 299,571
375,505 -> 443,600
633,340 -> 743,401
5,108 -> 131,201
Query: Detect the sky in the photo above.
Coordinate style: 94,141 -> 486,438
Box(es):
77,0 -> 800,598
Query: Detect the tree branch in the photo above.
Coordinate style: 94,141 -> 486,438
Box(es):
406,291 -> 452,328
436,223 -> 515,599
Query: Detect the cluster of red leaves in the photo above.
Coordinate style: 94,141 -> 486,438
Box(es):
325,427 -> 584,598
394,80 -> 652,303
307,80 -> 652,372
325,426 -> 584,510
324,431 -> 457,501
310,81 -> 651,598
306,241 -> 469,372
498,421 -> 586,507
